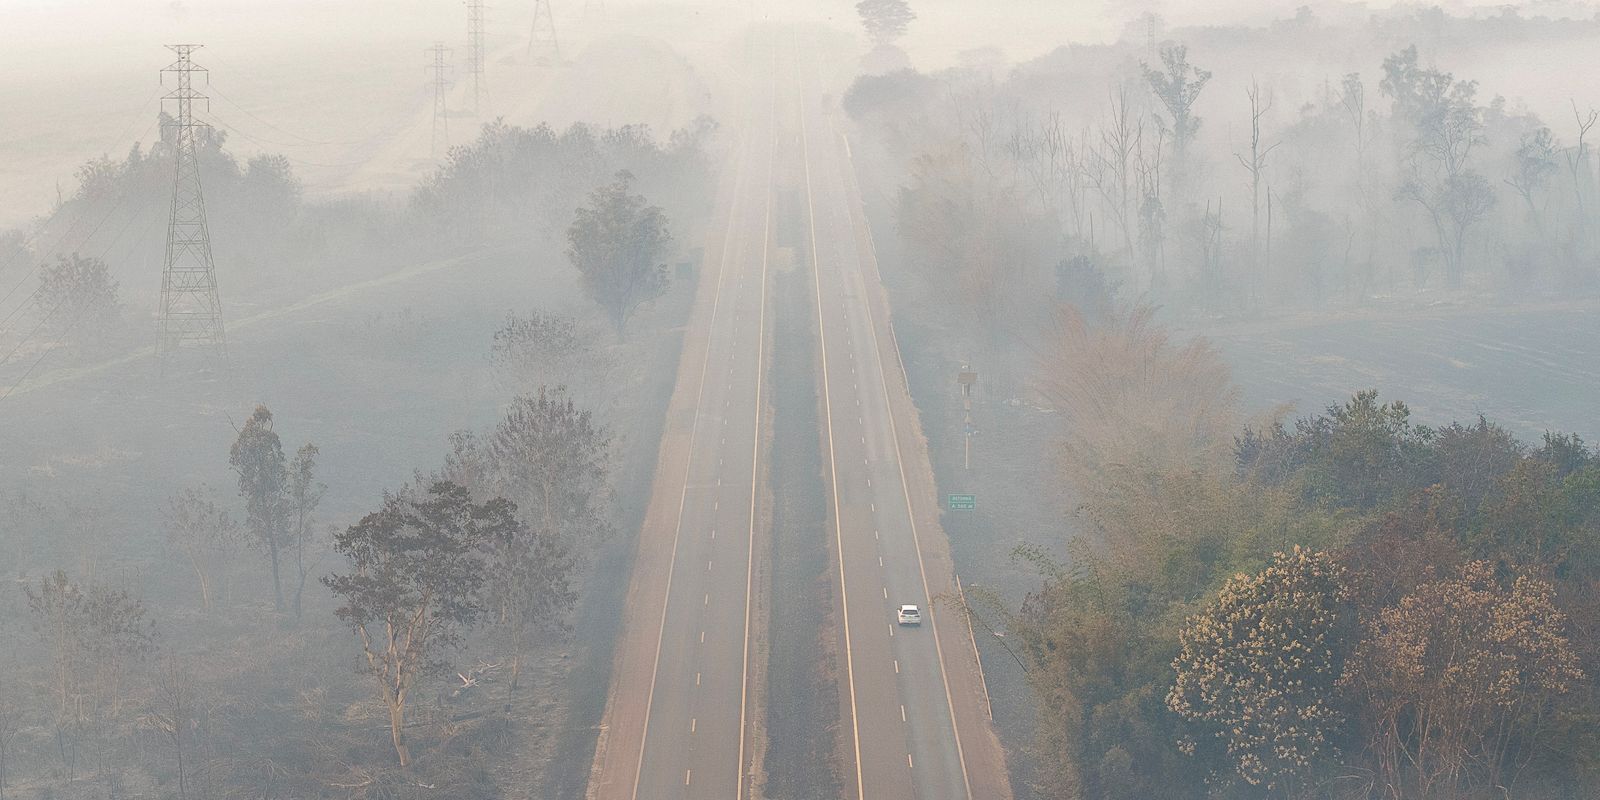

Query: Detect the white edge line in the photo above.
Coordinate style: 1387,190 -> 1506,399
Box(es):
629,76 -> 751,800
831,89 -> 976,798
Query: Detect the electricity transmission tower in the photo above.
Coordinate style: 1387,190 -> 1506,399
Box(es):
427,42 -> 453,158
527,0 -> 560,64
157,44 -> 227,366
466,0 -> 487,114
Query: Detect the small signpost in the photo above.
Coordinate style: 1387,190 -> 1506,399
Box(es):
948,493 -> 976,510
958,364 -> 978,470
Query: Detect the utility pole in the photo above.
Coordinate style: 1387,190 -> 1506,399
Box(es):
427,42 -> 453,158
157,44 -> 227,367
958,364 -> 978,469
466,0 -> 487,114
527,0 -> 560,64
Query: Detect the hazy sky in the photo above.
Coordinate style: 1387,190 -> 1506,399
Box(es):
5,0 -> 1600,227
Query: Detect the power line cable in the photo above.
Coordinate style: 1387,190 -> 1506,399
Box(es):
0,174 -> 142,336
0,179 -> 154,355
0,291 -> 101,401
0,293 -> 68,368
2,94 -> 163,273
204,114 -> 392,170
208,83 -> 403,148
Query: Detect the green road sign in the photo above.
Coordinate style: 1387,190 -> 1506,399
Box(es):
948,493 -> 976,510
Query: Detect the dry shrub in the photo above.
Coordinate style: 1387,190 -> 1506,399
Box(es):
1037,303 -> 1239,510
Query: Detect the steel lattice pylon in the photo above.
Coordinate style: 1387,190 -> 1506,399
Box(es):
527,0 -> 560,64
428,42 -> 453,158
467,0 -> 487,114
158,44 -> 227,366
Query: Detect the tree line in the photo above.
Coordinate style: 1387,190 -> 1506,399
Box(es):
845,6 -> 1600,342
993,376 -> 1599,799
0,113 -> 709,365
0,384 -> 606,795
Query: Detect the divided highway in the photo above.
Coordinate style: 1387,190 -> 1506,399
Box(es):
589,34 -> 1011,800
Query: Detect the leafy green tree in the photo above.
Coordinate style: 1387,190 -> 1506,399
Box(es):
489,311 -> 585,390
1169,547 -> 1352,794
1341,487 -> 1466,614
1382,45 -> 1493,286
1007,544 -> 1204,800
34,253 -> 120,344
856,0 -> 915,48
482,505 -> 576,697
286,443 -> 325,619
482,388 -> 603,691
230,406 -> 289,611
239,153 -> 302,234
1242,390 -> 1437,510
323,482 -> 520,767
1474,457 -> 1600,580
1142,44 -> 1211,196
1432,416 -> 1522,511
1534,431 -> 1592,478
565,170 -> 672,335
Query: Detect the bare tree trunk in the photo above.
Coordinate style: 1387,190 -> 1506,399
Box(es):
267,540 -> 284,612
293,526 -> 305,619
186,554 -> 211,612
388,697 -> 411,767
508,653 -> 523,697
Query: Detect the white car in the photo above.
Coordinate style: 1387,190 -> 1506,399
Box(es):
897,604 -> 922,626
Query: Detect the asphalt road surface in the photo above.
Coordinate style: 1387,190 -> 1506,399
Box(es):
589,35 -> 1010,800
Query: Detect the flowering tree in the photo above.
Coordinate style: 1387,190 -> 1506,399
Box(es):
1343,561 -> 1584,798
1168,547 -> 1351,793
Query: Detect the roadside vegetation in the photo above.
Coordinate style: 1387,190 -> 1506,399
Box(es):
0,101 -> 714,796
843,5 -> 1600,799
1000,372 -> 1600,799
846,7 -> 1600,343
